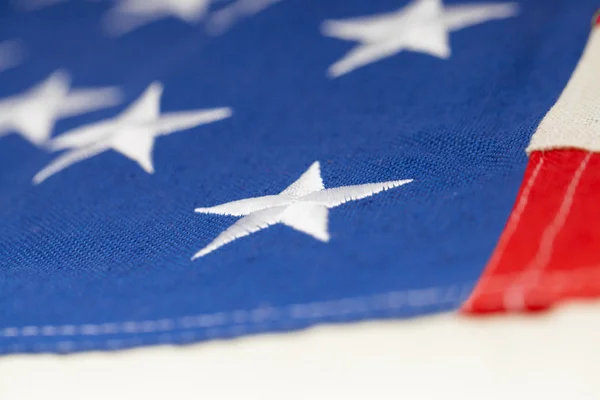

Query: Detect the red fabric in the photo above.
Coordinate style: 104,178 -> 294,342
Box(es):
463,150 -> 600,313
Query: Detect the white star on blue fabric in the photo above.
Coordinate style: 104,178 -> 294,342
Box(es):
322,0 -> 518,77
33,82 -> 232,184
192,161 -> 412,259
0,70 -> 123,147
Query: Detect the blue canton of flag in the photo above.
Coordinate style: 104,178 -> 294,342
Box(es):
0,0 -> 597,354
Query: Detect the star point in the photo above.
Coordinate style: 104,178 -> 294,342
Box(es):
192,162 -> 412,259
322,0 -> 518,78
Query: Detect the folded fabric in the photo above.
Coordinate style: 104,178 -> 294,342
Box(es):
0,0 -> 598,354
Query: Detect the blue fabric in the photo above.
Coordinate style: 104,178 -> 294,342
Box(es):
0,0 -> 596,354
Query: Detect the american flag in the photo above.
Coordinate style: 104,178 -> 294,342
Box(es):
1,0 -> 600,397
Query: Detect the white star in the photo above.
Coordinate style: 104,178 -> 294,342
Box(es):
102,0 -> 212,36
33,82 -> 232,184
0,70 -> 123,147
192,161 -> 412,259
0,40 -> 25,73
321,0 -> 518,78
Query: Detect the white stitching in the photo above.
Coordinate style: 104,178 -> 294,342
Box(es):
504,152 -> 592,310
0,286 -> 488,354
526,153 -> 592,273
0,284 -> 472,340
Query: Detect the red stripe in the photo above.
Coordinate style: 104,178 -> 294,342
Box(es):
463,150 -> 600,313
596,10 -> 600,26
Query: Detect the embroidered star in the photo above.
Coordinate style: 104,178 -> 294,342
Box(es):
192,161 -> 412,259
321,0 -> 518,78
102,0 -> 212,36
33,82 -> 232,184
0,40 -> 24,73
0,70 -> 122,147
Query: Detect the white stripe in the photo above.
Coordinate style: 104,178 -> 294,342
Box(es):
527,28 -> 600,153
1,301 -> 600,399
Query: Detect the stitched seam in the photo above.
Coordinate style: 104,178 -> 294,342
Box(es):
0,284 -> 473,339
504,152 -> 592,309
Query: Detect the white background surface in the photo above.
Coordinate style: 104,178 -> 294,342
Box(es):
1,300 -> 598,400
